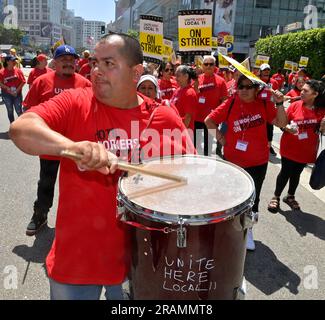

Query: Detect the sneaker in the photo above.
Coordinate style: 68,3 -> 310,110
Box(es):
26,212 -> 48,236
270,146 -> 277,156
246,228 -> 256,251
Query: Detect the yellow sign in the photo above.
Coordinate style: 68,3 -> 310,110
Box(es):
284,60 -> 293,70
292,62 -> 299,72
218,47 -> 229,69
178,10 -> 212,53
211,37 -> 218,50
140,15 -> 164,63
163,38 -> 174,62
299,56 -> 309,68
220,54 -> 267,87
255,55 -> 270,67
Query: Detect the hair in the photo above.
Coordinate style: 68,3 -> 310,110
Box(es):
203,55 -> 216,64
176,65 -> 197,82
158,61 -> 174,78
99,32 -> 143,67
306,79 -> 325,109
237,75 -> 259,88
294,76 -> 306,89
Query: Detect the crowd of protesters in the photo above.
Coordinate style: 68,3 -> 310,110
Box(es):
2,35 -> 325,300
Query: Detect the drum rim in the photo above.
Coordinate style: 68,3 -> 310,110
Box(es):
118,155 -> 256,225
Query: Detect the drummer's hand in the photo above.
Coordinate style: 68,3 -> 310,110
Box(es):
66,141 -> 118,175
272,90 -> 284,104
216,133 -> 226,146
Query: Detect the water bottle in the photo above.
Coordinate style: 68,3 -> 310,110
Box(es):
289,121 -> 299,135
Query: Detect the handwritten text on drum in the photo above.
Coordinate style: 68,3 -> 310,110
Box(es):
163,256 -> 217,293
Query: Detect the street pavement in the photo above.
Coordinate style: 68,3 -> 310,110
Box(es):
0,68 -> 324,300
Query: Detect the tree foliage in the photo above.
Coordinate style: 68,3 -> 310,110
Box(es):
127,29 -> 139,40
255,28 -> 325,79
0,24 -> 24,47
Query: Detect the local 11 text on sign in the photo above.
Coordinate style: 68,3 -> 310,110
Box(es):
178,9 -> 212,55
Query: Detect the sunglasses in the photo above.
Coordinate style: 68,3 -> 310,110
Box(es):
238,84 -> 255,90
204,63 -> 215,67
164,68 -> 173,72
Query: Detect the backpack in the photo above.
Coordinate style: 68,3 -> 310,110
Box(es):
309,139 -> 325,190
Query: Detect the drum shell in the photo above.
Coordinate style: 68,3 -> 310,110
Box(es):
125,209 -> 249,300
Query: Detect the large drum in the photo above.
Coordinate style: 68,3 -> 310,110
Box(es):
118,155 -> 256,300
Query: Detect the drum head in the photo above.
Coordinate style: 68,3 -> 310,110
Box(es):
119,156 -> 255,221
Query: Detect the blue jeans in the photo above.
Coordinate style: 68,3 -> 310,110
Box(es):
2,93 -> 23,124
49,278 -> 125,300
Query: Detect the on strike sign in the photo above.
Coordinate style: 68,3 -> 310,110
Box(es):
178,9 -> 212,55
140,15 -> 163,64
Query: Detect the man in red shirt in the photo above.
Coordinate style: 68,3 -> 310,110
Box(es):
77,50 -> 91,72
259,63 -> 280,156
10,34 -> 194,300
27,54 -> 52,88
78,57 -> 92,81
23,45 -> 92,237
195,55 -> 228,156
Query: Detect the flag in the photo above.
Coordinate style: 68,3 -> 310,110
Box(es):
241,57 -> 251,71
220,54 -> 267,87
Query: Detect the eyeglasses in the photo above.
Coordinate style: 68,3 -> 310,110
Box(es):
238,84 -> 255,90
204,63 -> 214,67
164,68 -> 173,72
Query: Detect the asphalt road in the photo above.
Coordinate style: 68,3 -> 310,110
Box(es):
0,68 -> 324,300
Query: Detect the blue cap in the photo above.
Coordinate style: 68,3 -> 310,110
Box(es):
54,45 -> 79,59
5,54 -> 18,62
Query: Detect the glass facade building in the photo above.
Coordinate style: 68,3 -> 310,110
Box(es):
114,0 -> 325,56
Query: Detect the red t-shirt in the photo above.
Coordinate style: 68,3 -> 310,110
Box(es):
27,88 -> 195,285
208,95 -> 277,168
170,85 -> 198,130
197,74 -> 228,122
271,73 -> 285,88
27,67 -> 52,86
0,67 -> 26,94
226,79 -> 237,97
23,72 -> 91,160
79,63 -> 91,81
288,72 -> 297,85
259,78 -> 280,102
286,89 -> 302,102
280,101 -> 325,164
78,58 -> 89,70
158,78 -> 178,100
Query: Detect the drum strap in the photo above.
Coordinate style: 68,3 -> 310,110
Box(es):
122,220 -> 176,234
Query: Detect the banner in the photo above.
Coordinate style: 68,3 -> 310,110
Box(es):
163,38 -> 174,62
255,55 -> 270,68
299,56 -> 309,68
220,53 -> 267,87
218,47 -> 230,69
178,9 -> 212,55
140,15 -> 164,64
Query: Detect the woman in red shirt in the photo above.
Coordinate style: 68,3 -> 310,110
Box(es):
268,80 -> 325,213
171,65 -> 198,131
284,77 -> 305,103
158,62 -> 178,100
205,75 -> 287,251
0,55 -> 26,125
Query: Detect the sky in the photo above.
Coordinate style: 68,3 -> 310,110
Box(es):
67,0 -> 116,24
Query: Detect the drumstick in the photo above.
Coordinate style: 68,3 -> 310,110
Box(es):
60,150 -> 187,184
